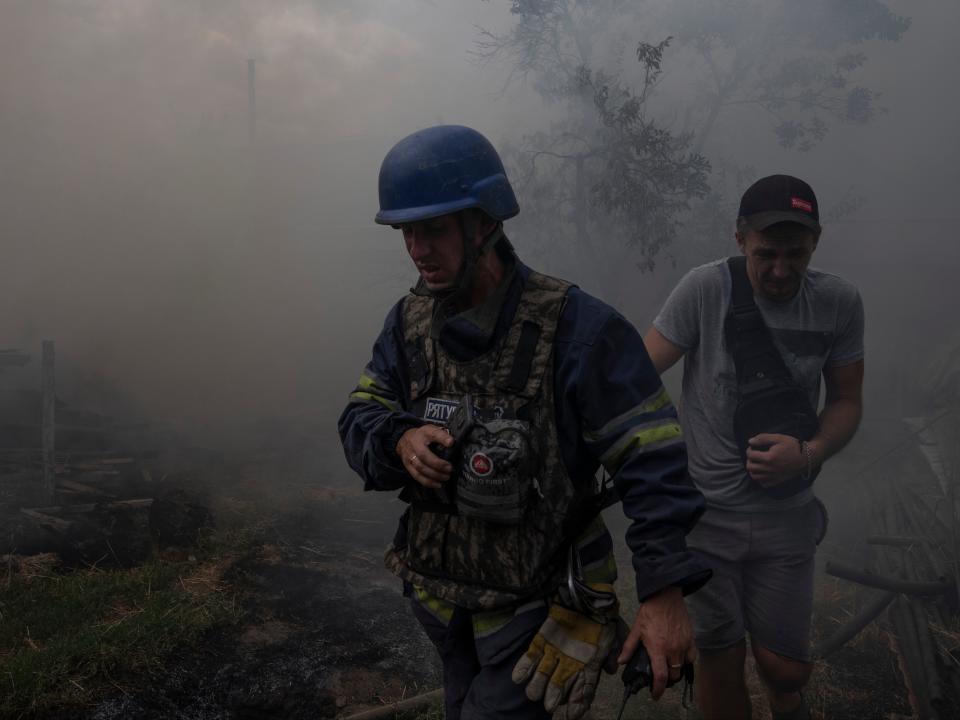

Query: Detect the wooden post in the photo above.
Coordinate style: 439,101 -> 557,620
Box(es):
247,58 -> 256,144
41,340 -> 55,504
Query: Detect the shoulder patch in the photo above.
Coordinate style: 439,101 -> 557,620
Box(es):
423,397 -> 459,424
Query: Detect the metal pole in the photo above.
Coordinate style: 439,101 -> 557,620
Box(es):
824,561 -> 953,597
813,590 -> 896,658
247,58 -> 256,144
41,340 -> 55,504
339,689 -> 444,720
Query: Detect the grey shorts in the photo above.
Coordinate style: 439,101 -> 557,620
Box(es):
684,499 -> 828,662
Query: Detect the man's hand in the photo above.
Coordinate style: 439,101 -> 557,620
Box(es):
617,586 -> 695,700
396,425 -> 454,489
745,433 -> 807,487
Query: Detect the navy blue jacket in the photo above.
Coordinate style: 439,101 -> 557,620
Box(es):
338,260 -> 709,601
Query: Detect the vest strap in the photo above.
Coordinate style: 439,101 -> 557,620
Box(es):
493,272 -> 569,398
503,320 -> 542,394
725,257 -> 793,385
402,295 -> 437,401
402,271 -> 571,402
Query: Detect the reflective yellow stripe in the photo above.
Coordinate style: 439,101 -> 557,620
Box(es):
348,391 -> 398,411
580,552 -> 618,585
414,587 -> 549,638
473,599 -> 547,639
413,586 -> 455,624
472,607 -> 515,638
602,420 -> 682,474
583,387 -> 673,443
357,372 -> 380,391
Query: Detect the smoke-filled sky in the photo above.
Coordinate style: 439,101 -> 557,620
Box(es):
1,0 -> 958,452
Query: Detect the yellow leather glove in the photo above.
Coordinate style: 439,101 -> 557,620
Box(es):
511,586 -> 620,720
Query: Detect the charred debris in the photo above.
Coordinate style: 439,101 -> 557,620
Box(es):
1,342 -> 210,566
816,408 -> 960,719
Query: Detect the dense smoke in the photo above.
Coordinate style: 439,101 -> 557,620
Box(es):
1,0 -> 957,462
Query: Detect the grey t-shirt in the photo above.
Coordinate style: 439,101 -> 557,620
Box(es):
653,258 -> 864,511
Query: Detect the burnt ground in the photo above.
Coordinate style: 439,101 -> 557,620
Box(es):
2,449 -> 441,720
591,512 -> 916,720
89,478 -> 441,720
1,449 -> 925,719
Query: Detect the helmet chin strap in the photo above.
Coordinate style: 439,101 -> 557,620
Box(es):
424,213 -> 503,300
426,213 -> 504,338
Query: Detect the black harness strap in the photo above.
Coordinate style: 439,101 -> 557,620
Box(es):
504,320 -> 541,394
406,337 -> 432,396
725,256 -> 821,499
726,257 -> 794,391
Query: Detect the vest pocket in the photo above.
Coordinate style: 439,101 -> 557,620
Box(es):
406,509 -> 448,577
438,516 -> 530,592
456,419 -> 536,525
442,494 -> 558,594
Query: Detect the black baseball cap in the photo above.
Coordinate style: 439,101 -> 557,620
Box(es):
737,174 -> 821,234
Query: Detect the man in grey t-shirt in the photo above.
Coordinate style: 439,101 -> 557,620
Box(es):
645,175 -> 864,720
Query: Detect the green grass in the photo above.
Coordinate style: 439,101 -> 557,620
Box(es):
0,532 -> 248,718
397,706 -> 443,720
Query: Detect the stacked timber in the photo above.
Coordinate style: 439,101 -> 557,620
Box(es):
3,342 -> 207,566
817,411 -> 960,719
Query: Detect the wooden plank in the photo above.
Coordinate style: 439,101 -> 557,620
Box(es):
0,350 -> 30,368
340,690 -> 444,720
27,499 -> 154,515
56,479 -> 115,498
865,535 -> 943,548
61,471 -> 121,482
41,341 -> 55,504
814,591 -> 896,658
67,458 -> 134,470
21,508 -> 75,534
88,458 -> 134,465
0,448 -> 119,456
825,560 -> 953,597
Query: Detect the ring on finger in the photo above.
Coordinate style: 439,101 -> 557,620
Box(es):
669,663 -> 683,669
410,454 -> 418,464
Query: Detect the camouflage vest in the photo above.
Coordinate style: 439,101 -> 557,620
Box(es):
385,271 -> 590,610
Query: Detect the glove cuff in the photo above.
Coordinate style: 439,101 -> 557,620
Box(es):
554,581 -> 619,624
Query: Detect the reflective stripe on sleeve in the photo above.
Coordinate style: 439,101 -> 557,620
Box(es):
600,419 -> 683,475
348,370 -> 399,410
582,387 -> 673,443
348,391 -> 398,411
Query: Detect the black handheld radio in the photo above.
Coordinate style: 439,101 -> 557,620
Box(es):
615,643 -> 694,719
429,394 -> 475,506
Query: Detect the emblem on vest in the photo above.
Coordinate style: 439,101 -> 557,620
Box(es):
424,397 -> 459,425
469,452 -> 494,477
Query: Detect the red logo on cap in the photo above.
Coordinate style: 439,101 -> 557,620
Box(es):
470,452 -> 493,476
791,197 -> 813,213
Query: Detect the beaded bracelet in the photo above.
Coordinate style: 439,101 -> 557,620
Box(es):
800,440 -> 815,481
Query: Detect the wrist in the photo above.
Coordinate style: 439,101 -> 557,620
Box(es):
799,440 -> 818,480
392,427 -> 409,457
642,585 -> 683,605
385,421 -> 421,467
805,438 -> 826,467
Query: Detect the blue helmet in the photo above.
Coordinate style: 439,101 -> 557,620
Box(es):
375,125 -> 519,225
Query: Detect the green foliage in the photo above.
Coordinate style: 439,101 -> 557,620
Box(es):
478,0 -> 909,274
0,551 -> 243,717
659,0 -> 909,151
478,2 -> 710,276
585,52 -> 711,268
397,705 -> 444,720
